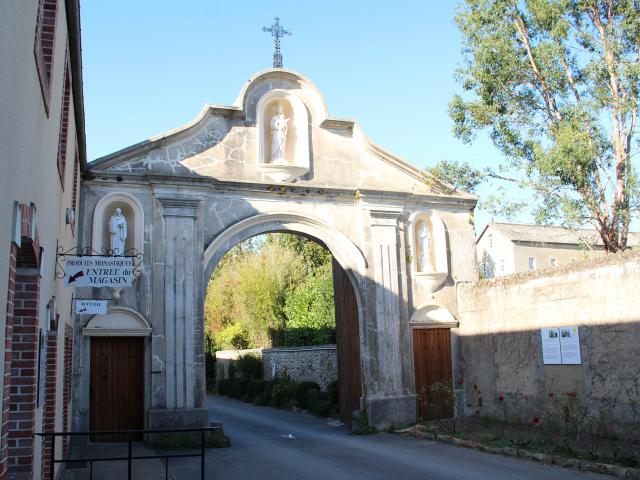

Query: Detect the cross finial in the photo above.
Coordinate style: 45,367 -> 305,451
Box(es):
262,17 -> 292,68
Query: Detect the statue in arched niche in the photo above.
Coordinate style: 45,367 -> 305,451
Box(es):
108,208 -> 128,255
270,103 -> 289,164
417,220 -> 434,272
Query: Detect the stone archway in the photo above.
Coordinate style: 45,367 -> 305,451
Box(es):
77,68 -> 478,432
202,212 -> 367,423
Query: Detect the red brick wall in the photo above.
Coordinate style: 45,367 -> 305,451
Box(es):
33,0 -> 59,113
6,271 -> 40,479
57,51 -> 71,189
0,244 -> 18,479
62,324 -> 73,456
40,332 -> 57,480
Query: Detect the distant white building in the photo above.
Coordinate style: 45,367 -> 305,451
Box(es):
476,222 -> 639,278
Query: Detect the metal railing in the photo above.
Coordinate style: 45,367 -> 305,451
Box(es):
35,426 -> 221,480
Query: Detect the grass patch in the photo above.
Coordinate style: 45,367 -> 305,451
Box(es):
148,430 -> 230,450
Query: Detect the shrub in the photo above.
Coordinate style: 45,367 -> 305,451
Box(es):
270,377 -> 296,409
216,378 -> 232,396
149,429 -> 230,449
246,379 -> 268,402
295,381 -> 321,409
253,380 -> 274,405
308,390 -> 333,417
229,379 -> 248,399
327,380 -> 339,405
236,353 -> 263,381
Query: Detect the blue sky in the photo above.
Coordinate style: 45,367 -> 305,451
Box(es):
81,1 -> 509,228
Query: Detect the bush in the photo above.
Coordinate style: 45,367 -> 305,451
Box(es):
270,377 -> 296,409
149,429 -> 230,449
295,381 -> 321,409
229,378 -> 248,399
205,334 -> 217,386
307,390 -> 334,417
216,378 -> 232,396
236,354 -> 262,381
327,379 -> 339,405
245,379 -> 268,402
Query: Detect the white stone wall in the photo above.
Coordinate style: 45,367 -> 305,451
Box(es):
262,346 -> 337,389
215,346 -> 338,389
458,252 -> 640,438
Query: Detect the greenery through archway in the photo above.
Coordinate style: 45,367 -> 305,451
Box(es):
204,233 -> 336,351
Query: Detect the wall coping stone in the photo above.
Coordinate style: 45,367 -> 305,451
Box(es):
466,248 -> 640,290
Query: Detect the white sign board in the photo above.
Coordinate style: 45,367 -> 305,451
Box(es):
75,300 -> 108,315
541,328 -> 562,365
559,326 -> 582,364
541,326 -> 581,365
64,256 -> 135,288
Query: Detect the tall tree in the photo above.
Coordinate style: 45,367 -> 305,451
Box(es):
449,0 -> 639,252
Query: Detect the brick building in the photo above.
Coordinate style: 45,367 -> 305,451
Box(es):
0,1 -> 86,478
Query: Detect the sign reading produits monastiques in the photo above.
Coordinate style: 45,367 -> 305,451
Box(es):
540,326 -> 581,365
75,300 -> 108,315
64,256 -> 135,288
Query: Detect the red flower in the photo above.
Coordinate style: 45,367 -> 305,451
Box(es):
566,392 -> 577,398
548,392 -> 555,398
473,384 -> 478,391
531,416 -> 540,425
524,395 -> 528,400
498,395 -> 504,402
457,378 -> 464,386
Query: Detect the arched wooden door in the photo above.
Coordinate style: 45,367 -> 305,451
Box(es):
332,259 -> 362,425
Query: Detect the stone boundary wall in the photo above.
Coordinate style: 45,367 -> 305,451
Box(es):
262,345 -> 337,389
214,349 -> 262,382
215,345 -> 337,389
458,251 -> 640,438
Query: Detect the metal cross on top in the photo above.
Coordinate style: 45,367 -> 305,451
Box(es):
262,17 -> 292,68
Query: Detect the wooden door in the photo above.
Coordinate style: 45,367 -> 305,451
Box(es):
413,328 -> 453,420
90,337 -> 144,441
332,259 -> 362,425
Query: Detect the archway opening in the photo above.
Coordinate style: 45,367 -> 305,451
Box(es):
204,231 -> 361,425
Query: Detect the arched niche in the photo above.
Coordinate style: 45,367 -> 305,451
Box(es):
82,307 -> 152,336
256,89 -> 310,182
410,304 -> 458,328
408,210 -> 449,293
92,192 -> 144,255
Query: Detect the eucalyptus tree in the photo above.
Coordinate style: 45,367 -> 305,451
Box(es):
448,0 -> 639,251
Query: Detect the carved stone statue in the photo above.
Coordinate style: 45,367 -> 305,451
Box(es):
417,221 -> 433,272
270,103 -> 289,164
108,208 -> 128,255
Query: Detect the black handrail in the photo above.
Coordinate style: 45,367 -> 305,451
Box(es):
35,426 -> 221,480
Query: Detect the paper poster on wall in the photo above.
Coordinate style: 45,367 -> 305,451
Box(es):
559,326 -> 582,364
541,328 -> 562,364
541,326 -> 581,365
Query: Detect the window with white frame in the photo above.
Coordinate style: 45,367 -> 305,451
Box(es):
549,257 -> 558,267
528,256 -> 537,270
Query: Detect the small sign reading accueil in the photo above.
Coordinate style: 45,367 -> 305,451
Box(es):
75,300 -> 107,315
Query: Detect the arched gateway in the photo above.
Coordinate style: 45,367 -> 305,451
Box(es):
74,69 -> 477,431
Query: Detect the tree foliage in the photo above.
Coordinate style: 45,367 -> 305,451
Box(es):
205,234 -> 335,349
448,0 -> 640,251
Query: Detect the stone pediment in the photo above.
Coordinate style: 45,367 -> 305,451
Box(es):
89,69 -> 474,200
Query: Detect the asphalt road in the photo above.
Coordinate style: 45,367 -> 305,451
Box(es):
167,395 -> 610,480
